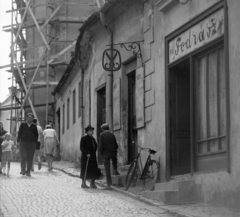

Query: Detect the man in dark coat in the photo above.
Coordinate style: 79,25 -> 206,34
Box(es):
17,113 -> 38,177
80,125 -> 98,188
99,123 -> 120,190
0,122 -> 7,174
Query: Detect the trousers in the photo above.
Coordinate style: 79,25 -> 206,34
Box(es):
20,142 -> 36,173
103,157 -> 118,187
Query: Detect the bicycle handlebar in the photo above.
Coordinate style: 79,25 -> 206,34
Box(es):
137,145 -> 157,154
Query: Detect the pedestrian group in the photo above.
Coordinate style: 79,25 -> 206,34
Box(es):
1,113 -> 120,190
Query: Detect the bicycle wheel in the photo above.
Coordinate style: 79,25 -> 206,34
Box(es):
142,160 -> 159,191
125,161 -> 137,190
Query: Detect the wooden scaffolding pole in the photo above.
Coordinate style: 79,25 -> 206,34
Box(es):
10,0 -> 14,134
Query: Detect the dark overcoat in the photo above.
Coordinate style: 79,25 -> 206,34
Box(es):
80,135 -> 98,180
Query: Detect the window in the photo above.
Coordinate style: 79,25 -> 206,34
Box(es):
67,97 -> 70,130
73,89 -> 76,124
78,81 -> 82,118
62,104 -> 65,134
196,46 -> 226,155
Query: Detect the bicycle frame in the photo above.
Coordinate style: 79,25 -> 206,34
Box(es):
136,148 -> 152,180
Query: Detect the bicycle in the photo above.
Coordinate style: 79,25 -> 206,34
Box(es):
125,145 -> 160,191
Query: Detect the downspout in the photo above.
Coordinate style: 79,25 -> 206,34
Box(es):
81,69 -> 85,136
100,12 -> 113,131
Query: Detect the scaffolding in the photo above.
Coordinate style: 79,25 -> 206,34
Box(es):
0,0 -> 98,133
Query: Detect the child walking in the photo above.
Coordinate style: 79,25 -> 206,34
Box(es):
1,133 -> 14,177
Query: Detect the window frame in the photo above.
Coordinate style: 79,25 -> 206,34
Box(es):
73,89 -> 76,124
67,97 -> 70,130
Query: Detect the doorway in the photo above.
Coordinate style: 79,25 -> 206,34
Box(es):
128,71 -> 137,163
97,87 -> 106,164
169,58 -> 191,176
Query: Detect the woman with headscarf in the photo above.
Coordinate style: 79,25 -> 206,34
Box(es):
0,122 -> 7,174
43,125 -> 59,171
80,125 -> 98,189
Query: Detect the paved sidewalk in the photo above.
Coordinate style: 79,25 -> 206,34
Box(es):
40,161 -> 240,217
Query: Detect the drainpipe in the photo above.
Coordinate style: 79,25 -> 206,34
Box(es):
81,69 -> 85,136
100,12 -> 113,132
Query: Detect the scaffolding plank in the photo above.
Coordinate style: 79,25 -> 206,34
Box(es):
8,65 -> 46,72
0,58 -> 42,69
12,0 -> 31,50
47,40 -> 76,64
50,16 -> 86,24
27,6 -> 50,50
20,47 -> 48,111
11,51 -> 40,124
3,20 -> 45,30
40,4 -> 62,31
6,3 -> 47,13
32,82 -> 58,85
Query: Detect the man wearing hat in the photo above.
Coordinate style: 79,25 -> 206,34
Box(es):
99,123 -> 120,190
17,113 -> 38,177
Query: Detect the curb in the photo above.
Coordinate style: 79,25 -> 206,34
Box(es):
40,163 -> 193,217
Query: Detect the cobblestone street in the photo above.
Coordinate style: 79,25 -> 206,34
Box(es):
0,163 -> 172,217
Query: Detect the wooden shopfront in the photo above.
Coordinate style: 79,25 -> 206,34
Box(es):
165,1 -> 230,178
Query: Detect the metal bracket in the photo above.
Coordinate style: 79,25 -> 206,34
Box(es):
107,40 -> 144,66
103,40 -> 144,72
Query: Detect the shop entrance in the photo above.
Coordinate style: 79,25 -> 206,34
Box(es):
169,58 -> 191,176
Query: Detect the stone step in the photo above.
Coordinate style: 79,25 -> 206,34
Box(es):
155,180 -> 195,192
142,190 -> 179,204
142,181 -> 197,204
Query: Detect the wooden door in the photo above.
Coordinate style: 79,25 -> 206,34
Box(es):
128,72 -> 137,163
97,88 -> 106,164
170,69 -> 191,176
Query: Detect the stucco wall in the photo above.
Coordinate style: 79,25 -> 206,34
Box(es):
152,0 -> 240,211
56,67 -> 83,162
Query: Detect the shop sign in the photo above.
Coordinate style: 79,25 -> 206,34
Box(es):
169,8 -> 224,63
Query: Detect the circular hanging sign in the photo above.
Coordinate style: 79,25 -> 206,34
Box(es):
102,48 -> 121,71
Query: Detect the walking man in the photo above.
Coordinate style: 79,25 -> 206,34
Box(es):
99,123 -> 120,190
32,119 -> 43,171
17,113 -> 38,177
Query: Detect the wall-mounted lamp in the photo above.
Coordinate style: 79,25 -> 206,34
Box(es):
179,0 -> 191,5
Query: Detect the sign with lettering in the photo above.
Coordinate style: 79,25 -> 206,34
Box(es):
136,67 -> 145,129
113,79 -> 121,130
169,8 -> 224,63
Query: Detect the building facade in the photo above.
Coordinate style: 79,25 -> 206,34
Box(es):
54,0 -> 240,212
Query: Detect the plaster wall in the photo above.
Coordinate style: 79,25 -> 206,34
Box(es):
56,67 -> 83,162
152,0 -> 240,211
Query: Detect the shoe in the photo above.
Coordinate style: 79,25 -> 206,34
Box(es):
113,171 -> 120,175
26,173 -> 31,177
31,168 -> 34,172
102,186 -> 112,190
20,171 -> 26,175
0,170 -> 2,174
90,182 -> 97,189
81,184 -> 90,189
3,173 -> 6,176
38,162 -> 41,170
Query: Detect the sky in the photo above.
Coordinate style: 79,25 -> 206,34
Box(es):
0,1 -> 12,103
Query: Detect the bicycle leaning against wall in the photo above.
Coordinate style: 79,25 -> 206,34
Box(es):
125,145 -> 160,191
